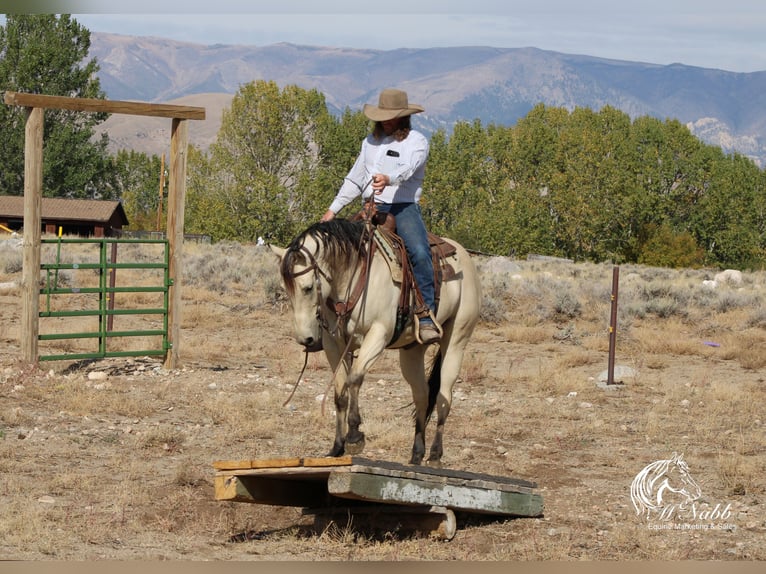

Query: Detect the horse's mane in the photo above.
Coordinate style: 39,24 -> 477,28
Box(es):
280,219 -> 367,295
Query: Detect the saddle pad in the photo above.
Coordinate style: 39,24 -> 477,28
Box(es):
374,229 -> 403,282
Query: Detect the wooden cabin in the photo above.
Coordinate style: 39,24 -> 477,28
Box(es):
0,196 -> 129,237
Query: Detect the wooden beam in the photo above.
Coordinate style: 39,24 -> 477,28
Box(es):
307,505 -> 458,541
3,91 -> 205,120
21,107 -> 43,364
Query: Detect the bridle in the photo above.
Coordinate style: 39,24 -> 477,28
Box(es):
289,245 -> 335,335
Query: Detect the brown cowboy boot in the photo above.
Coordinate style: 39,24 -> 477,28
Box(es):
418,319 -> 441,345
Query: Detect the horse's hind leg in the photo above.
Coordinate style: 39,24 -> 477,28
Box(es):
427,333 -> 471,466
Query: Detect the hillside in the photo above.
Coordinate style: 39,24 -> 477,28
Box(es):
89,33 -> 766,165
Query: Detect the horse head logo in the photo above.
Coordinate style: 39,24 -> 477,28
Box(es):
630,452 -> 702,518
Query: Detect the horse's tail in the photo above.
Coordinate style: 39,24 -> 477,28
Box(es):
425,349 -> 442,422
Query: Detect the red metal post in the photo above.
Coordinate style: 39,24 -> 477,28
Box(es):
607,266 -> 619,385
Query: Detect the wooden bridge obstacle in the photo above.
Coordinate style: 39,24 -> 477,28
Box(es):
213,455 -> 544,540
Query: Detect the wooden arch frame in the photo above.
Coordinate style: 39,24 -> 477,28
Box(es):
3,91 -> 206,369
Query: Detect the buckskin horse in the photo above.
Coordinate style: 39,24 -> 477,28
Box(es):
270,218 -> 481,466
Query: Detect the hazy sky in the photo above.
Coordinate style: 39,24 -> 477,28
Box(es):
3,0 -> 765,72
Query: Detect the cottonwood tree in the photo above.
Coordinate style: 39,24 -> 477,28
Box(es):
0,14 -> 111,198
109,150 -> 166,231
186,81 -> 365,244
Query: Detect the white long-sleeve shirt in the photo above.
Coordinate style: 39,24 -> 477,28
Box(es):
328,129 -> 429,215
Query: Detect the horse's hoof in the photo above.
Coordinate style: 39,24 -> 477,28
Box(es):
344,438 -> 365,455
327,444 -> 345,457
425,458 -> 443,469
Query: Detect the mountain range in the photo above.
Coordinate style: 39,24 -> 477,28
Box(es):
88,32 -> 766,167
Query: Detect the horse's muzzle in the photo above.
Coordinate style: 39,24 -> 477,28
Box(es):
299,337 -> 323,353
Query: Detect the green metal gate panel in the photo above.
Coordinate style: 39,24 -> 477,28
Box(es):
38,237 -> 171,362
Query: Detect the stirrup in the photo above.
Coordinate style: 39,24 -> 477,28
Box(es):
415,313 -> 443,345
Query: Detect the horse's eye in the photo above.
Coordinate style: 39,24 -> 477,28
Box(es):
301,284 -> 313,295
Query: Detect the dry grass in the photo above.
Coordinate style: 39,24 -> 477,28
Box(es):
0,236 -> 765,560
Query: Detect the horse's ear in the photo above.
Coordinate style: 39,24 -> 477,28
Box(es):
269,244 -> 286,261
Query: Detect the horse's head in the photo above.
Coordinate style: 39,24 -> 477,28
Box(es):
270,220 -> 365,352
270,239 -> 325,352
664,452 -> 702,505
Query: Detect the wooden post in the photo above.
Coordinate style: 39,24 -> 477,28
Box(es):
165,119 -> 188,369
21,107 -> 44,364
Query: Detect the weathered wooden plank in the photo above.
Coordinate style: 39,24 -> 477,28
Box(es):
302,456 -> 355,467
307,505 -> 457,541
4,91 -> 205,120
327,470 -> 543,517
212,457 -> 302,471
350,456 -> 538,489
214,474 -> 331,507
213,455 -> 543,521
213,455 -> 353,471
347,463 -> 537,495
213,456 -> 536,491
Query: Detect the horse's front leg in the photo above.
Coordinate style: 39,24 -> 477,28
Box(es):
329,378 -> 348,457
343,324 -> 388,455
324,341 -> 351,457
343,371 -> 365,454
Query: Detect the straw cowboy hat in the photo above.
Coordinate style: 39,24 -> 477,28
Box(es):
363,88 -> 425,121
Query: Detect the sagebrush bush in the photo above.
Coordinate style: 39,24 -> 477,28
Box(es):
745,307 -> 766,329
1,252 -> 22,274
553,290 -> 582,320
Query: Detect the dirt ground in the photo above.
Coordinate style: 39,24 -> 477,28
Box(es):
0,247 -> 764,561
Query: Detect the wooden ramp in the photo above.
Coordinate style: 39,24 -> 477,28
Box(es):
213,456 -> 543,540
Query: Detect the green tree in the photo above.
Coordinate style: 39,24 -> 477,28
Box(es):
425,120 -> 495,249
544,106 -> 637,262
0,14 -> 111,198
109,150 -> 165,231
691,152 -> 765,268
297,106 -> 369,220
638,223 -> 704,268
186,81 -> 342,244
506,104 -> 571,258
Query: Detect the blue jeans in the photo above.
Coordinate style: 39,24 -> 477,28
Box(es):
376,202 -> 435,316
